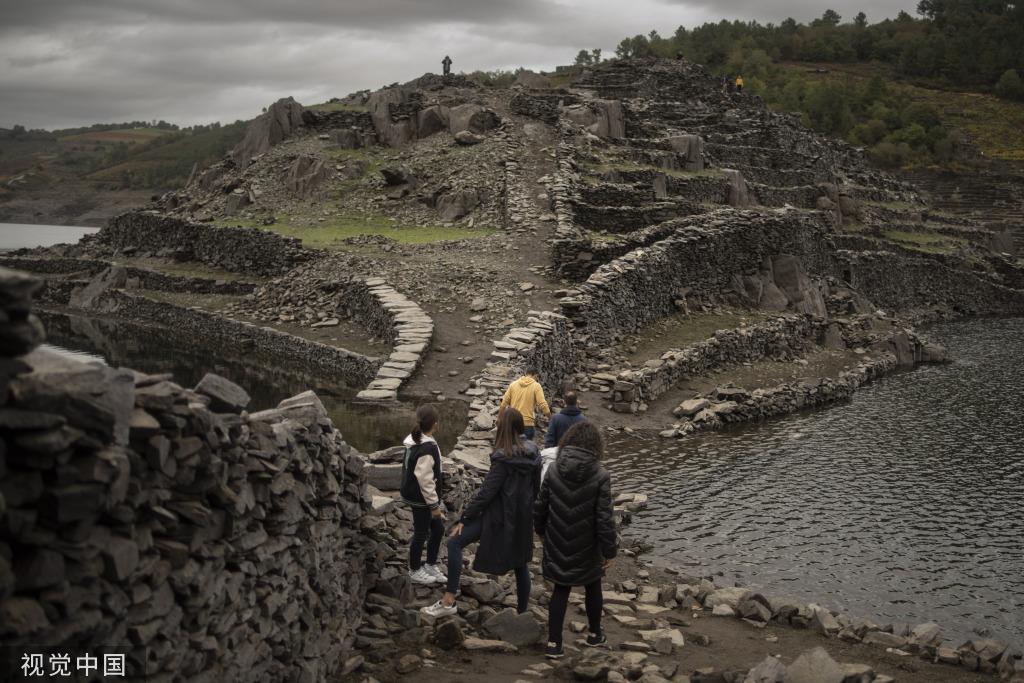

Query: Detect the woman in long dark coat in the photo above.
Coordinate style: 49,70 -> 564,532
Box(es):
421,407 -> 540,617
534,421 -> 617,658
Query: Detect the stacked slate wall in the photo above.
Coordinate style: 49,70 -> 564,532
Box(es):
0,267 -> 379,681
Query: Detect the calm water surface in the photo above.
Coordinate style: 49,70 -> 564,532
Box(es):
606,317 -> 1024,644
0,223 -> 98,251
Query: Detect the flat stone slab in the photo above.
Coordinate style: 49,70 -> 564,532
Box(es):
395,343 -> 427,354
367,378 -> 402,390
377,367 -> 411,380
389,352 -> 420,363
355,389 -> 397,402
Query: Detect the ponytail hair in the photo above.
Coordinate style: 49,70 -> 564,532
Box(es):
411,404 -> 439,444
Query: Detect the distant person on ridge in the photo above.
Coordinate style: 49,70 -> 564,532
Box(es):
499,365 -> 551,441
535,421 -> 617,659
399,405 -> 447,586
735,75 -> 744,93
442,55 -> 453,77
543,391 -> 586,449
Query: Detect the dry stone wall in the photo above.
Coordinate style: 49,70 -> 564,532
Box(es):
0,267 -> 380,681
0,256 -> 255,297
610,314 -> 827,411
559,209 -> 833,347
92,212 -> 311,277
838,250 -> 1024,316
90,289 -> 381,387
449,311 -> 576,473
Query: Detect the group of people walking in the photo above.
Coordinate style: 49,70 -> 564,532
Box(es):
399,367 -> 617,658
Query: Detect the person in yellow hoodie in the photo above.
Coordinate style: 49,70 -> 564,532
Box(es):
499,366 -> 551,441
735,75 -> 744,93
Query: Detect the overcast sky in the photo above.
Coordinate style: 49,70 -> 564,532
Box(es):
0,0 -> 918,131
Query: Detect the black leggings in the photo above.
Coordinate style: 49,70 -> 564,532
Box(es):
547,580 -> 603,645
409,507 -> 444,570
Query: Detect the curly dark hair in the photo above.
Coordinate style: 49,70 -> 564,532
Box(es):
558,420 -> 604,458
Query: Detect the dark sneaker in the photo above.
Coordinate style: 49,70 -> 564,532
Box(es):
545,641 -> 564,659
584,631 -> 607,647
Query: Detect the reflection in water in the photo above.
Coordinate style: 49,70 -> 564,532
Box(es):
40,311 -> 467,453
605,318 -> 1024,644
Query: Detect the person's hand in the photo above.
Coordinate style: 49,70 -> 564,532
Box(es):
449,522 -> 464,538
602,558 -> 613,569
431,507 -> 444,520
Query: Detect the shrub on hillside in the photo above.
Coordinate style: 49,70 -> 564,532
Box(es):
995,70 -> 1024,102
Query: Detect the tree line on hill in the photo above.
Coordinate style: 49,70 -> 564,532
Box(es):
574,1 -> 1024,168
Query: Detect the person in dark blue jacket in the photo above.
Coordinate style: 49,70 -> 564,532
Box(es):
543,391 -> 586,449
421,408 -> 541,618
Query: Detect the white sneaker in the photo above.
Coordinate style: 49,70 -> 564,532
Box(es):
409,567 -> 438,586
421,599 -> 458,618
424,563 -> 447,583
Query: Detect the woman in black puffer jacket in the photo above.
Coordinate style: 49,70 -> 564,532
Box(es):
534,421 -> 617,658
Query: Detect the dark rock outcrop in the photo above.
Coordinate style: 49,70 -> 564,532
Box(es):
231,96 -> 305,169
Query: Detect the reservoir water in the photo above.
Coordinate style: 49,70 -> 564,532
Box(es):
605,317 -> 1024,644
0,223 -> 99,251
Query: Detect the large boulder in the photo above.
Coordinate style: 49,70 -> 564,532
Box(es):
786,647 -> 845,683
483,609 -> 541,647
285,155 -> 330,197
669,134 -> 704,172
770,255 -> 827,318
194,373 -> 251,413
561,100 -> 625,138
723,169 -> 753,207
417,105 -> 450,138
69,266 -> 128,310
367,87 -> 419,147
437,188 -> 481,221
448,104 -> 501,135
231,97 -> 305,168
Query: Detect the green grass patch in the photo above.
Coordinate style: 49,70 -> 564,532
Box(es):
881,229 -> 966,255
59,128 -> 171,144
627,311 -> 770,362
215,214 -> 496,249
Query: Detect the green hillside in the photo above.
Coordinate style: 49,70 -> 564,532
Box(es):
0,120 -> 246,192
596,1 -> 1024,168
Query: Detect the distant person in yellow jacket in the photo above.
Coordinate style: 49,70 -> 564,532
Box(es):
499,366 -> 551,441
735,75 -> 744,93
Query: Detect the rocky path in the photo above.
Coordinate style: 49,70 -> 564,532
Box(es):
346,495 -> 998,683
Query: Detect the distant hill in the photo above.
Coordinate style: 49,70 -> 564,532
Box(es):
0,120 -> 247,193
596,2 -> 1024,169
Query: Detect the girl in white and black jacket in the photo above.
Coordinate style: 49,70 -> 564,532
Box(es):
400,404 -> 447,586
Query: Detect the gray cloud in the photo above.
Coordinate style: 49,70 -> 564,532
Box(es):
0,0 -> 919,131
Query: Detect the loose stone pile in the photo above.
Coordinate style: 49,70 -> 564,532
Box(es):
0,267 -> 379,681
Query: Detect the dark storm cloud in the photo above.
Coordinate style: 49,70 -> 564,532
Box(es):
0,0 -> 920,131
0,0 -> 556,32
